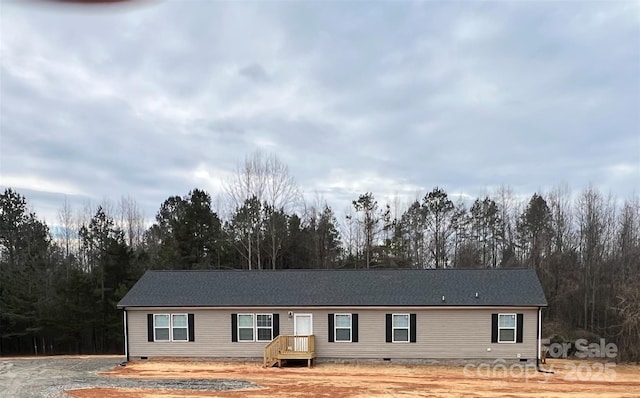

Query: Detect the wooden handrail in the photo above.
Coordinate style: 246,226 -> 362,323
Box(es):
263,335 -> 286,367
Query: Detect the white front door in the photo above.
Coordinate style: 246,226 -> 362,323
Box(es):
293,314 -> 313,351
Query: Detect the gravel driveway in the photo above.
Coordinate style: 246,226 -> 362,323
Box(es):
0,357 -> 256,398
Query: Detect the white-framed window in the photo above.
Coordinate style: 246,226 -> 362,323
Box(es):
172,314 -> 188,341
392,314 -> 410,342
237,313 -> 274,342
238,314 -> 273,341
238,314 -> 255,341
498,313 -> 516,343
256,314 -> 273,342
154,313 -> 188,342
334,314 -> 352,342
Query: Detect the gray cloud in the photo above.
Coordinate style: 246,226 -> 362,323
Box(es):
238,63 -> 270,83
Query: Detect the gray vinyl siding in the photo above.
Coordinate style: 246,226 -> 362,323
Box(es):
127,307 -> 538,360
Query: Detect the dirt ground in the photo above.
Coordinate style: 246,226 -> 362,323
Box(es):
66,358 -> 640,398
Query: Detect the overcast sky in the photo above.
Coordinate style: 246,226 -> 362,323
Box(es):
1,0 -> 639,224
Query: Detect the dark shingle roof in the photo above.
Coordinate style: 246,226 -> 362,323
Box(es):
117,268 -> 547,308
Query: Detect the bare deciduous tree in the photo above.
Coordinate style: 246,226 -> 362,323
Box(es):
576,186 -> 615,331
615,279 -> 640,362
117,195 -> 145,248
225,151 -> 301,269
57,196 -> 75,281
492,185 -> 518,266
549,183 -> 575,254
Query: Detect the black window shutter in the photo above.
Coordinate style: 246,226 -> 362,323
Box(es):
516,313 -> 524,343
410,314 -> 417,343
491,313 -> 498,343
147,314 -> 154,342
188,314 -> 195,342
328,313 -> 334,342
385,314 -> 392,343
352,314 -> 359,343
273,314 -> 280,338
231,313 -> 238,342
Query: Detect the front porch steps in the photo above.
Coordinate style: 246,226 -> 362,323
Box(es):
264,335 -> 316,368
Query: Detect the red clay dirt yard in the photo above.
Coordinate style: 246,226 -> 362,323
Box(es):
66,358 -> 640,398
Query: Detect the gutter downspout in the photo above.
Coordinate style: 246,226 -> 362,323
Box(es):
537,306 -> 541,364
537,306 -> 553,374
123,309 -> 129,362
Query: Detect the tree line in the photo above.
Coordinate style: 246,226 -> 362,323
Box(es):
1,152 -> 638,361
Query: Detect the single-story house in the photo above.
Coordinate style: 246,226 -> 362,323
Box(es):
117,268 -> 547,366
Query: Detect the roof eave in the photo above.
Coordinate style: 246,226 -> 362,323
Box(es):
117,303 -> 548,308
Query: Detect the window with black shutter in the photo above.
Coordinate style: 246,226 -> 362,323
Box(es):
492,313 -> 524,343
